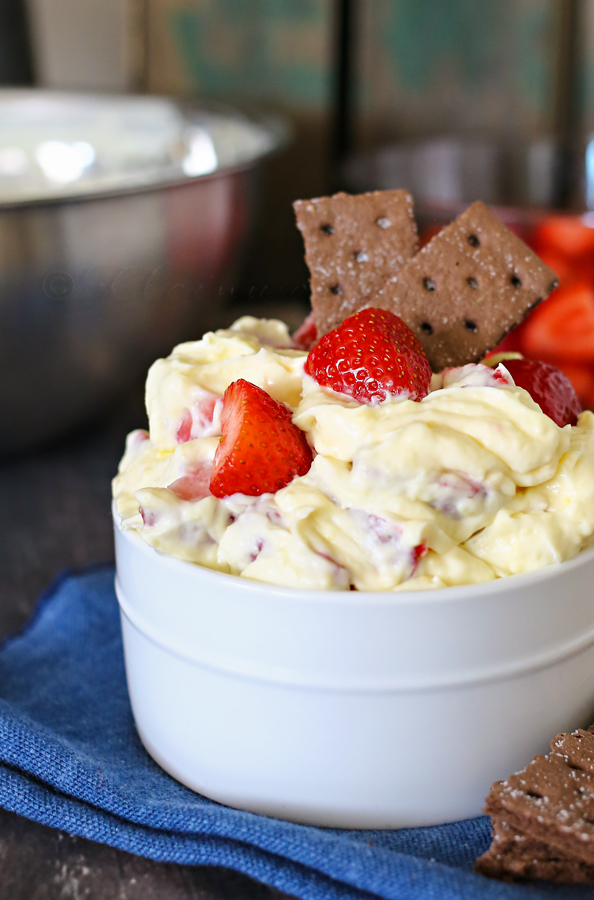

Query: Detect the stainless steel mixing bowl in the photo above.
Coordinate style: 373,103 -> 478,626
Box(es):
0,90 -> 287,453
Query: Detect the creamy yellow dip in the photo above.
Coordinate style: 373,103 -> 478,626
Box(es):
113,317 -> 594,591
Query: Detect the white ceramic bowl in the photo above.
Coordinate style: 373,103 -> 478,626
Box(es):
114,518 -> 594,828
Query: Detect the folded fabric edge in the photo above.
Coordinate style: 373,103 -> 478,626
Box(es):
0,761 -> 379,900
0,759 -> 510,900
0,716 -> 502,900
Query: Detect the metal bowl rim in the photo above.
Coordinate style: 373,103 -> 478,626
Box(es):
0,89 -> 290,210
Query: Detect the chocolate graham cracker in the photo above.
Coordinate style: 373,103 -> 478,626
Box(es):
293,190 -> 418,336
375,201 -> 559,371
477,819 -> 594,884
477,726 -> 594,884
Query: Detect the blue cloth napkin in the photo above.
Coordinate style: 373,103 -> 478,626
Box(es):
0,568 -> 590,900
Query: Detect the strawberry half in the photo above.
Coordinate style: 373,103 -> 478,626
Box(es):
304,308 -> 432,404
210,379 -> 313,498
504,358 -> 582,427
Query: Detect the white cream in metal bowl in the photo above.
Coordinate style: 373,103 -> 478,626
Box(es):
0,91 -> 286,452
114,521 -> 594,828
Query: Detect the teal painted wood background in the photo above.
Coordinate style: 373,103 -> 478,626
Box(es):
142,0 -> 594,306
146,0 -> 594,140
169,0 -> 332,109
357,0 -> 558,142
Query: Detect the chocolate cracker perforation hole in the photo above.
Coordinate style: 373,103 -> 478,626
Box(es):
375,217 -> 391,229
330,284 -> 343,296
320,223 -> 334,235
526,790 -> 543,799
467,276 -> 478,289
511,274 -> 522,288
423,277 -> 436,291
464,319 -> 478,332
468,233 -> 480,247
420,322 -> 433,335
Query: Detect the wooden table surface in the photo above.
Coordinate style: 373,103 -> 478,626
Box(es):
0,385 -> 294,900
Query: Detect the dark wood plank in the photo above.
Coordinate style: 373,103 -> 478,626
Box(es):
0,808 -> 288,900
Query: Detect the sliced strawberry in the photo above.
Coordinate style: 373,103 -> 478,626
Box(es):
532,215 -> 594,260
504,358 -> 582,427
139,505 -> 157,527
176,390 -> 222,444
522,282 -> 594,363
304,308 -> 432,405
413,542 -> 428,568
168,461 -> 212,501
442,363 -> 512,389
209,379 -> 313,498
293,312 -> 318,351
176,410 -> 193,444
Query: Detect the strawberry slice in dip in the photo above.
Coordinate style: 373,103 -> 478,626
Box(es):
441,363 -> 512,390
210,379 -> 313,498
176,389 -> 223,444
168,460 -> 213,501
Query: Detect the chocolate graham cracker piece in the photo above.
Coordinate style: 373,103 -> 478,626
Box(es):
477,726 -> 594,884
477,819 -> 594,884
375,201 -> 559,372
293,190 -> 418,337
